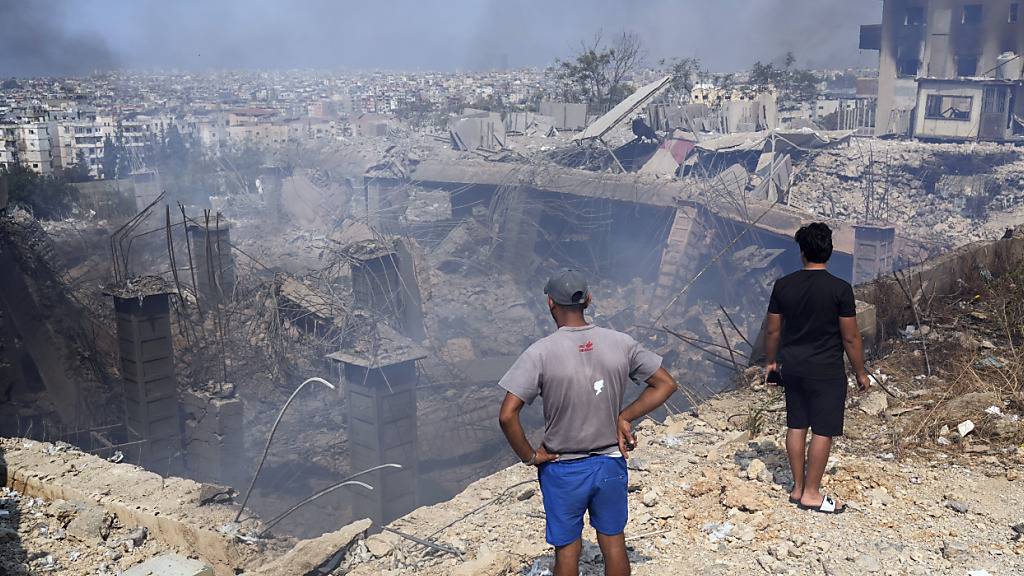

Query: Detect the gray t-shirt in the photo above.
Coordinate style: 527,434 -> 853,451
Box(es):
499,325 -> 663,455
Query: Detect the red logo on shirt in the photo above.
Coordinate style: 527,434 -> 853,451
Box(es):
578,341 -> 594,353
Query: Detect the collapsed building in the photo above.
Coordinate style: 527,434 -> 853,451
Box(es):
5,61 -> 1024,575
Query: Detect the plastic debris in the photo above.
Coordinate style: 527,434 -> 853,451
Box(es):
957,420 -> 975,437
525,560 -> 553,576
703,521 -> 734,543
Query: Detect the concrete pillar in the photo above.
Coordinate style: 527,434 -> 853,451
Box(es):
187,222 -> 236,307
342,359 -> 419,528
350,243 -> 426,340
852,224 -> 896,285
114,292 -> 182,471
181,386 -> 245,489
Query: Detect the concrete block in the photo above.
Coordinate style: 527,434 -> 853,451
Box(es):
124,553 -> 214,576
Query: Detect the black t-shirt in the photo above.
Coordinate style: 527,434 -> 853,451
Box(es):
767,269 -> 856,378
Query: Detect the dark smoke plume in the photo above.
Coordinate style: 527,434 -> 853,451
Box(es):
0,0 -> 117,77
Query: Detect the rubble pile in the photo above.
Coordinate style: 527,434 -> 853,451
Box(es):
0,484 -> 170,575
859,251 -> 1024,455
346,379 -> 1023,576
789,140 -> 1024,250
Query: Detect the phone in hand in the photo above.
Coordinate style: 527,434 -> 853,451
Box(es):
766,366 -> 783,385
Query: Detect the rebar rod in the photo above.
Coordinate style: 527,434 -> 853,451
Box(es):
234,376 -> 337,522
256,463 -> 402,536
653,200 -> 779,325
718,319 -> 740,375
382,527 -> 464,561
718,304 -> 752,348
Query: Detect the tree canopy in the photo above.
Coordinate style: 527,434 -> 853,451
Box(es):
554,31 -> 645,110
1,164 -> 80,220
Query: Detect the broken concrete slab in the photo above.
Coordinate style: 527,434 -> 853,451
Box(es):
449,116 -> 506,152
248,519 -> 371,576
539,102 -> 588,131
576,75 -> 673,143
1,438 -> 261,575
124,553 -> 214,576
452,544 -> 512,576
66,503 -> 112,543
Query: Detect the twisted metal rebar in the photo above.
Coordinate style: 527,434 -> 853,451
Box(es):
257,463 -> 402,537
234,376 -> 336,522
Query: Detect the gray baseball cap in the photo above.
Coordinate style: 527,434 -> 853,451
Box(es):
544,269 -> 590,306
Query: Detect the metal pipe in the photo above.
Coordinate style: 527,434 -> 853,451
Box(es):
382,526 -> 464,560
256,463 -> 401,536
234,376 -> 337,522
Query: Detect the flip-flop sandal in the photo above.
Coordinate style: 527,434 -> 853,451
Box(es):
798,494 -> 846,514
788,496 -> 801,505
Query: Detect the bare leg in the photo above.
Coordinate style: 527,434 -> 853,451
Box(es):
596,532 -> 631,576
554,539 -> 582,576
800,434 -> 842,507
785,427 -> 808,501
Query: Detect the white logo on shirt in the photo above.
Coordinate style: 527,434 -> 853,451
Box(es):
593,379 -> 604,395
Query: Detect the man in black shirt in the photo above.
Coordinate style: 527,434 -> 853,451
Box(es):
764,223 -> 870,514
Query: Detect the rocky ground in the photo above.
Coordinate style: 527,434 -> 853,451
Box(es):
344,375 -> 1023,576
0,483 -> 170,574
788,139 -> 1024,253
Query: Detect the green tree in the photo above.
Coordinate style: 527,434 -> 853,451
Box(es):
101,135 -> 118,179
163,124 -> 188,171
555,31 -> 645,109
749,51 -> 821,109
66,150 -> 92,183
1,164 -> 80,219
661,57 -> 702,97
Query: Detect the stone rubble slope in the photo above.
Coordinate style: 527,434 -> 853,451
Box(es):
347,385 -> 1023,576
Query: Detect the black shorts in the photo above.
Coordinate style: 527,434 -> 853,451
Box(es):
782,372 -> 848,437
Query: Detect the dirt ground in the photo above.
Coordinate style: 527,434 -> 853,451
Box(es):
344,380 -> 1023,576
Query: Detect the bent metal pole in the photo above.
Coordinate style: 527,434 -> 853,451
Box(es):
257,463 -> 403,537
234,376 -> 336,523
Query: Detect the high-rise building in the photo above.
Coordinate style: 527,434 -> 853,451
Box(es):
862,0 -> 1024,140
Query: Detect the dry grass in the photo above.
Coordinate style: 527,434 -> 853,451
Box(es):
870,255 -> 1024,454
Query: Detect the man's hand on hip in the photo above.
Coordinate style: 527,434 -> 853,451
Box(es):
617,417 -> 635,456
532,445 -> 559,466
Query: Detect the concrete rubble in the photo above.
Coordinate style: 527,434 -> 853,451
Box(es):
6,48 -> 1024,576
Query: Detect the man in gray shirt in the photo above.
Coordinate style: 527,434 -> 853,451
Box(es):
498,270 -> 678,576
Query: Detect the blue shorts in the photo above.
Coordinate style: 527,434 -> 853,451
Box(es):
537,455 -> 628,547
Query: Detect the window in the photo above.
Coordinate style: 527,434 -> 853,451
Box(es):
962,4 -> 983,24
905,6 -> 925,25
898,58 -> 921,76
983,86 -> 1008,113
957,55 -> 979,76
1012,3 -> 1020,22
925,94 -> 974,121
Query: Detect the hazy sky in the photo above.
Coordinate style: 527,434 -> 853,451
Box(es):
1,0 -> 883,76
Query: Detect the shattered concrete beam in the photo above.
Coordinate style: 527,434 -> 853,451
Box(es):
397,160 -> 859,255
1,438 -> 260,575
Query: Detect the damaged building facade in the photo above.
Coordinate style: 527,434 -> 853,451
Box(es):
864,0 -> 1024,140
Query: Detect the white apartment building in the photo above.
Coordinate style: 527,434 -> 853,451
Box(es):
16,123 -> 53,176
0,125 -> 19,173
54,121 -> 103,177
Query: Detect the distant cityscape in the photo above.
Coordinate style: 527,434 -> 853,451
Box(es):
0,66 -> 877,180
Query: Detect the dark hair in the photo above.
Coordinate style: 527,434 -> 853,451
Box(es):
553,302 -> 588,314
795,222 -> 833,263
